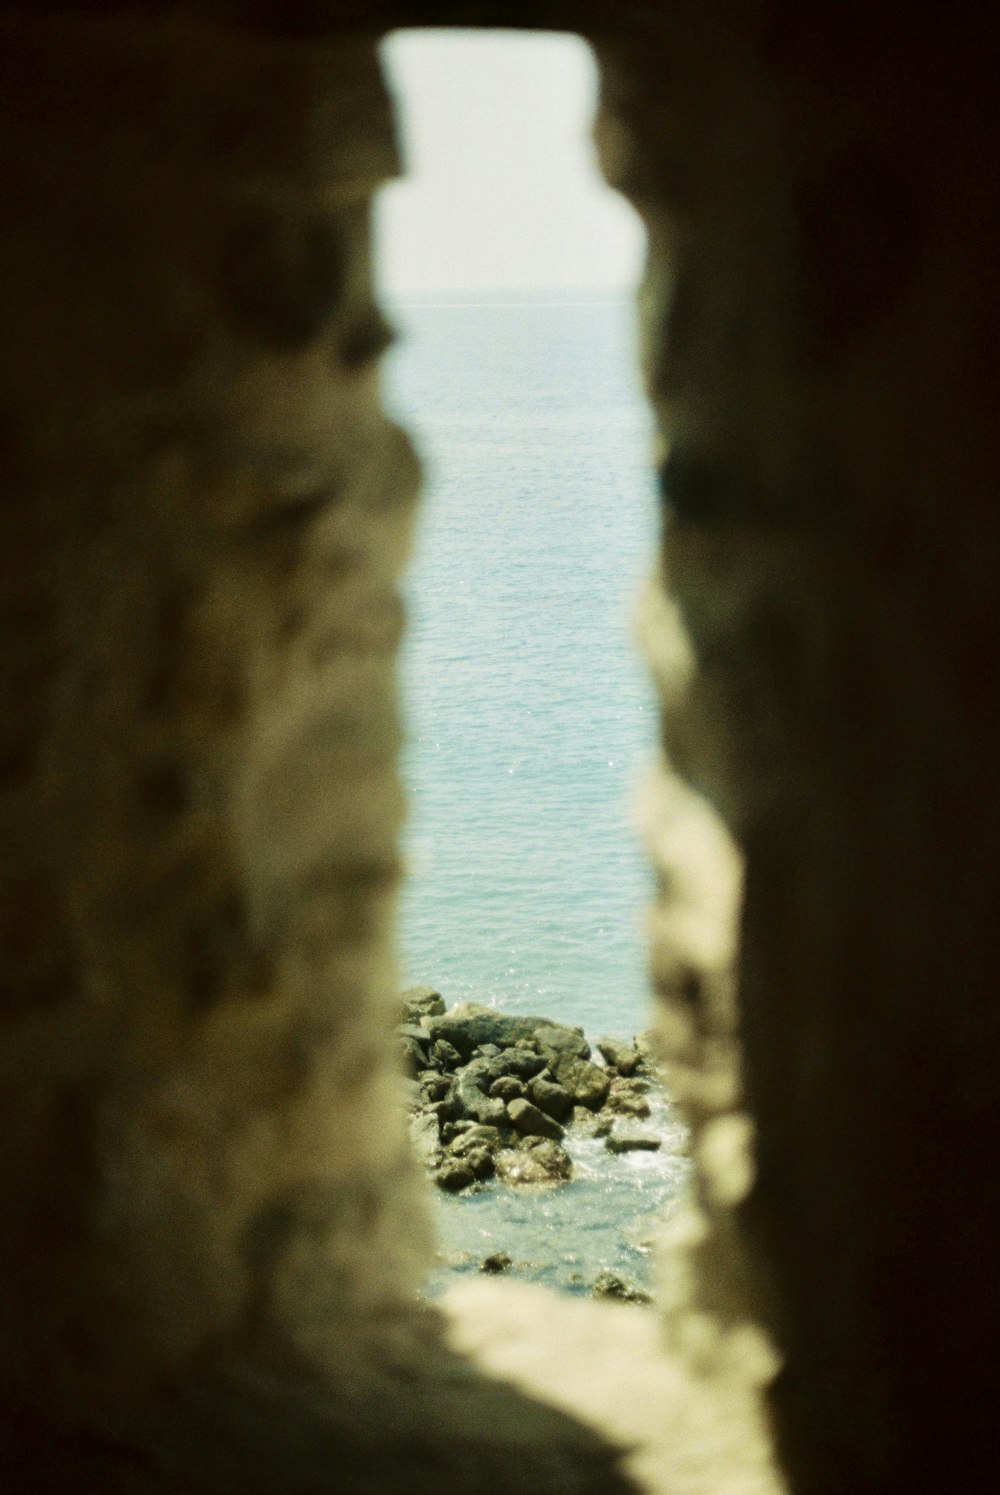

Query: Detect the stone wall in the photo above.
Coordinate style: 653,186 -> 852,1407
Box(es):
0,3 -> 997,1493
598,10 -> 1000,1490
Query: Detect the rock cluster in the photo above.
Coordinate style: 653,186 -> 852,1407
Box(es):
400,987 -> 664,1193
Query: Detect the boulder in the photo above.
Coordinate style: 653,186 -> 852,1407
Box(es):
398,1022 -> 431,1051
419,1072 -> 451,1103
550,1053 -> 611,1110
426,1090 -> 460,1125
527,1075 -> 574,1122
431,1038 -> 463,1070
402,985 -> 446,1021
486,1049 -> 547,1083
489,1075 -> 526,1103
592,1271 -> 652,1305
507,1097 -> 565,1141
447,1124 -> 503,1158
464,1146 -> 495,1181
453,1059 -> 508,1127
495,1139 -> 573,1185
595,1037 -> 640,1076
533,1024 -> 591,1063
520,1137 -> 573,1180
605,1088 -> 651,1119
426,1004 -> 555,1059
610,1076 -> 650,1095
605,1126 -> 662,1154
436,1158 -> 476,1192
571,1105 -> 613,1139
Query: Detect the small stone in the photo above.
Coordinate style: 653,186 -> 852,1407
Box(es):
605,1126 -> 662,1154
592,1271 -> 652,1305
507,1097 -> 565,1141
480,1252 -> 512,1274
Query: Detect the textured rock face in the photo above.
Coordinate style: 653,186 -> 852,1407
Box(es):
0,4 -> 999,1495
0,11 -> 637,1495
596,6 -> 1000,1492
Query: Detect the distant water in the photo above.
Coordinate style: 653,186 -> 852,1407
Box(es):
383,289 -> 659,1039
381,290 -> 690,1293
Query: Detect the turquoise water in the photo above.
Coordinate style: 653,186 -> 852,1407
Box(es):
383,290 -> 659,1040
381,290 -> 690,1292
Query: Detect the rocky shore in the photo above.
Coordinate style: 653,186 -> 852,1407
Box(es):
401,986 -> 665,1194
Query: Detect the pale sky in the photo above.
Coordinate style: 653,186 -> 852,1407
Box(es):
375,30 -> 646,296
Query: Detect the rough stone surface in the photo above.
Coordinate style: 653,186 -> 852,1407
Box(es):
592,1273 -> 653,1306
489,1075 -> 527,1103
0,16 -> 640,1495
596,1038 -> 640,1076
605,1087 -> 651,1120
447,1125 -> 503,1159
495,1141 -> 573,1187
480,1252 -> 513,1275
605,1128 -> 662,1156
437,1159 -> 477,1193
426,1005 -> 558,1059
550,1053 -> 612,1111
528,1075 -> 575,1123
401,984 -> 446,1021
487,1049 -> 548,1082
2,5 -> 999,1495
507,1098 -> 565,1143
533,1024 -> 591,1063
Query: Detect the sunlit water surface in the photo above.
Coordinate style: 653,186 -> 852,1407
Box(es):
382,291 -> 691,1292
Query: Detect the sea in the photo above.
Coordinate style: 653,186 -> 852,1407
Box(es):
380,288 -> 690,1295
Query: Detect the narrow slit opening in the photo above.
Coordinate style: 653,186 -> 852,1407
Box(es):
376,27 -> 692,1303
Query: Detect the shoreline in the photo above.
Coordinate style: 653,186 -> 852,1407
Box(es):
401,987 -> 690,1300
